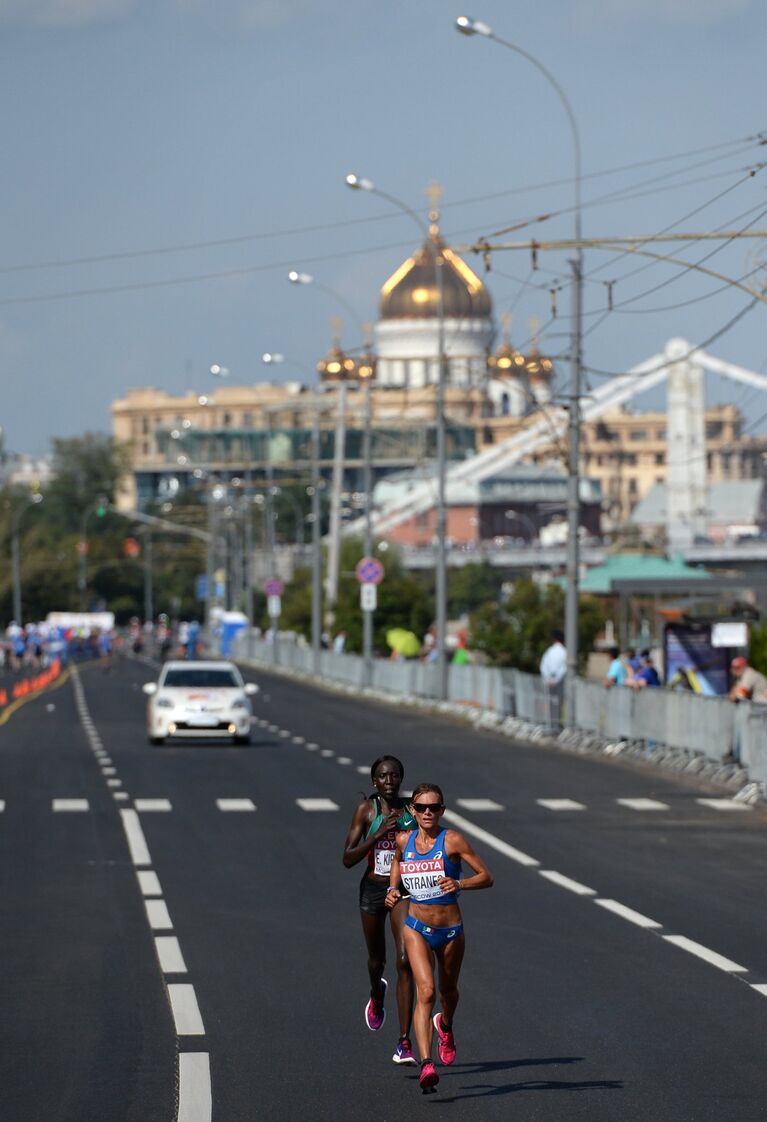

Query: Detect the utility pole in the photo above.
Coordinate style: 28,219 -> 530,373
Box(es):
565,253 -> 583,720
311,395 -> 323,673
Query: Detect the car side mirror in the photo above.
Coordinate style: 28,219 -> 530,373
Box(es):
244,683 -> 259,696
142,682 -> 158,695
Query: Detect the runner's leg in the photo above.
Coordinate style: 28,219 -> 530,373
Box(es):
404,925 -> 436,1061
360,911 -> 387,1003
389,899 -> 414,1038
436,933 -> 465,1027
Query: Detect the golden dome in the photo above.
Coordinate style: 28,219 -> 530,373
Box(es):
525,320 -> 554,380
317,324 -> 357,382
488,313 -> 526,378
379,228 -> 492,321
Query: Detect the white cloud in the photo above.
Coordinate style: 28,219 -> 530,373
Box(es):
575,0 -> 753,25
0,0 -> 137,28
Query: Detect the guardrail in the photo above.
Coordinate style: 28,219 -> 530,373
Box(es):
233,634 -> 767,785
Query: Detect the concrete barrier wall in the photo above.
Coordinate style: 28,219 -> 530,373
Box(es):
234,634 -> 767,784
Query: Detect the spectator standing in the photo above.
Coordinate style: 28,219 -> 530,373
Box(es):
630,650 -> 661,689
451,631 -> 471,666
540,629 -> 567,728
333,631 -> 347,655
728,656 -> 767,704
603,646 -> 628,689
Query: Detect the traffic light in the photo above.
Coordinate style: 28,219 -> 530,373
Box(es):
95,496 -> 109,518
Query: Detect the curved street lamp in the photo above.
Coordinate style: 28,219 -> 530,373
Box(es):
346,173 -> 449,698
455,15 -> 584,718
11,492 -> 43,623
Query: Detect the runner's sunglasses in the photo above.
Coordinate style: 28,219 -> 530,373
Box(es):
411,802 -> 445,813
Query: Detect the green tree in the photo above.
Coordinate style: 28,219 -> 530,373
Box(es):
447,561 -> 500,617
469,578 -> 606,671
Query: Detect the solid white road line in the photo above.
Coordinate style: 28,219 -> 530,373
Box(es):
154,935 -> 188,974
697,798 -> 751,812
663,935 -> 748,973
537,799 -> 586,811
595,899 -> 662,929
751,984 -> 767,997
177,1052 -> 212,1122
442,809 -> 540,867
120,809 -> 152,866
135,799 -> 172,812
52,799 -> 89,812
137,871 -> 163,896
168,984 -> 206,1035
456,799 -> 503,811
296,798 -> 339,811
145,899 -> 173,931
539,870 -> 597,896
617,798 -> 670,811
0,800 -> 4,812
216,799 -> 256,812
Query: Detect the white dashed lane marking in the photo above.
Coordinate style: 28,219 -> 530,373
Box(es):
52,799 -> 89,812
537,799 -> 586,811
168,984 -> 206,1035
216,799 -> 256,812
617,798 -> 670,811
296,798 -> 339,812
178,1053 -> 212,1122
595,899 -> 662,930
356,766 -> 369,775
319,749 -> 334,758
306,743 -> 319,751
145,899 -> 173,931
663,935 -> 748,974
292,737 -> 305,744
135,799 -> 172,812
137,871 -> 163,896
337,757 -> 352,765
697,798 -> 752,812
539,870 -> 597,896
155,936 -> 188,974
456,799 -> 503,811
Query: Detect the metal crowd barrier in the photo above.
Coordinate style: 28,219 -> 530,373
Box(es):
233,633 -> 767,782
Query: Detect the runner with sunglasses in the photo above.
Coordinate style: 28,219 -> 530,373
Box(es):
342,755 -> 417,1064
386,784 -> 493,1093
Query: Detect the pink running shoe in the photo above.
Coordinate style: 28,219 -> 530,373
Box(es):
432,1012 -> 457,1065
418,1061 -> 439,1092
364,978 -> 387,1031
392,1037 -> 417,1065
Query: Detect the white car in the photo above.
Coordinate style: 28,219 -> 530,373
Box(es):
143,660 -> 258,745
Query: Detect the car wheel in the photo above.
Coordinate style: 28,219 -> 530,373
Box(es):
148,736 -> 164,746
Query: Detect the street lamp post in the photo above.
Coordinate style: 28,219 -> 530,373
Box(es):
346,174 -> 449,700
11,493 -> 43,623
455,16 -> 583,720
78,495 -> 109,612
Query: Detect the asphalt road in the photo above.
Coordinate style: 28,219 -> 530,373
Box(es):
1,655 -> 766,1121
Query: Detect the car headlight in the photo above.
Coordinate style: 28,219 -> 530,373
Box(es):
156,697 -> 174,709
231,698 -> 247,710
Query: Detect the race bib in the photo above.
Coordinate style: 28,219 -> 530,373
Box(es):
373,834 -> 397,876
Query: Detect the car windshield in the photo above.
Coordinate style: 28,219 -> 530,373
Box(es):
162,669 -> 240,689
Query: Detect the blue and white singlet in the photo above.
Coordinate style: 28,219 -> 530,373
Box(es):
399,829 -> 461,906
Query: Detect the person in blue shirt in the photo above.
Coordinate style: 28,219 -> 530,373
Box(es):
603,646 -> 628,688
631,650 -> 661,689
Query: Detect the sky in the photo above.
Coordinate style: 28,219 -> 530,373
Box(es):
2,0 -> 767,454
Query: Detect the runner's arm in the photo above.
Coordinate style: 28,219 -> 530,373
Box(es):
342,800 -> 376,867
385,831 -> 409,906
439,830 -> 494,892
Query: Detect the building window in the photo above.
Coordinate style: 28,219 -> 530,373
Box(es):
657,430 -> 666,440
655,452 -> 664,465
629,430 -> 646,441
242,413 -> 254,429
142,441 -> 149,455
141,418 -> 149,435
622,453 -> 637,466
628,479 -> 638,495
222,412 -> 232,427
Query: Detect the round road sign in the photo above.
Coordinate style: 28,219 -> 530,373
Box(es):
264,579 -> 284,597
355,557 -> 385,585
